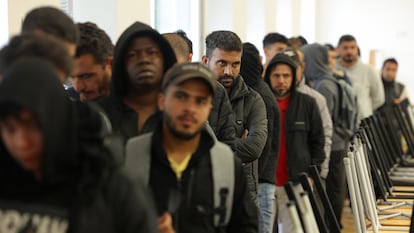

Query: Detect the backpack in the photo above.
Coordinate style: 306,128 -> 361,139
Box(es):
123,132 -> 235,228
333,78 -> 358,139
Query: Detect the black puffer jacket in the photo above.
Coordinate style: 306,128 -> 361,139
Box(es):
209,82 -> 236,150
229,76 -> 268,195
0,59 -> 157,233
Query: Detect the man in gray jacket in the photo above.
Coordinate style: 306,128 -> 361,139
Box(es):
301,43 -> 348,229
202,31 -> 268,203
282,47 -> 333,180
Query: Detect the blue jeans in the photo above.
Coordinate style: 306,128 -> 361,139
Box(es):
258,183 -> 276,233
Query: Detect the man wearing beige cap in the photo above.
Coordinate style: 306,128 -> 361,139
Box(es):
124,62 -> 258,233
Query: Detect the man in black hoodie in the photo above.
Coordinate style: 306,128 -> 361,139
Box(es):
263,53 -> 325,233
240,42 -> 280,233
381,58 -> 410,106
0,58 -> 157,233
98,21 -> 177,145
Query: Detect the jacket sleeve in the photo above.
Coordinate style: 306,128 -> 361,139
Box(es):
314,86 -> 333,179
308,98 -> 326,167
235,93 -> 268,163
213,84 -> 237,150
369,67 -> 385,110
318,97 -> 333,179
226,158 -> 258,233
107,172 -> 158,233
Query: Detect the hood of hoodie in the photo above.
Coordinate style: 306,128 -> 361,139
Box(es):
300,43 -> 332,85
111,21 -> 177,98
0,58 -> 80,185
263,53 -> 298,94
240,42 -> 263,86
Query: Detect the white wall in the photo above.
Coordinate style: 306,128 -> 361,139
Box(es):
4,0 -> 414,101
0,0 -> 8,48
73,0 -> 152,44
7,0 -> 60,38
315,0 -> 414,102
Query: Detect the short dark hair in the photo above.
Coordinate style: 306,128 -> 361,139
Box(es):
263,32 -> 288,48
21,6 -> 79,44
175,29 -> 193,54
324,43 -> 335,51
337,34 -> 356,47
0,34 -> 74,77
205,31 -> 242,57
297,35 -> 308,46
382,57 -> 398,69
75,22 -> 114,65
163,33 -> 190,59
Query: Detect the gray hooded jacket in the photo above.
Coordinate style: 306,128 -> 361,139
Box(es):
301,43 -> 346,151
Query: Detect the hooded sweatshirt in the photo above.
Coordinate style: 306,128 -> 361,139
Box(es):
0,58 -> 157,233
98,21 -> 177,143
301,43 -> 346,151
264,54 -> 325,183
240,42 -> 280,184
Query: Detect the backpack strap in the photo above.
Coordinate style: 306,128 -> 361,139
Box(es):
124,133 -> 153,185
125,132 -> 235,227
210,142 -> 235,227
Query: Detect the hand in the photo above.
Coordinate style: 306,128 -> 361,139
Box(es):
242,129 -> 249,139
393,98 -> 401,105
158,212 -> 175,233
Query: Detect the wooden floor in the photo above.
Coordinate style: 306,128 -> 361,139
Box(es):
342,199 -> 357,233
342,199 -> 412,233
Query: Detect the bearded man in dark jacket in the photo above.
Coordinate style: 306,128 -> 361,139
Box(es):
202,31 -> 268,204
263,53 -> 325,233
0,58 -> 157,233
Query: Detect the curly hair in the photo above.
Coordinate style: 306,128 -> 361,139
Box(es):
75,22 -> 114,65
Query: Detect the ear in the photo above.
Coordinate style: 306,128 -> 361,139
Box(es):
201,55 -> 209,65
187,53 -> 193,62
106,56 -> 114,66
208,101 -> 213,114
263,47 -> 269,57
158,92 -> 165,111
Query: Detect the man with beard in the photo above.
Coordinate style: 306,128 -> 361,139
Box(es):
163,31 -> 236,150
69,22 -> 113,101
124,62 -> 258,233
263,53 -> 325,233
381,58 -> 410,106
202,31 -> 268,204
336,35 -> 384,122
98,21 -> 176,145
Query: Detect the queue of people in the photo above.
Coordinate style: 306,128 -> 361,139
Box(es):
1,5 -> 410,233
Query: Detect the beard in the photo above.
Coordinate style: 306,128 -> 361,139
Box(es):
218,75 -> 235,89
342,54 -> 356,64
273,88 -> 290,98
163,111 -> 202,141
